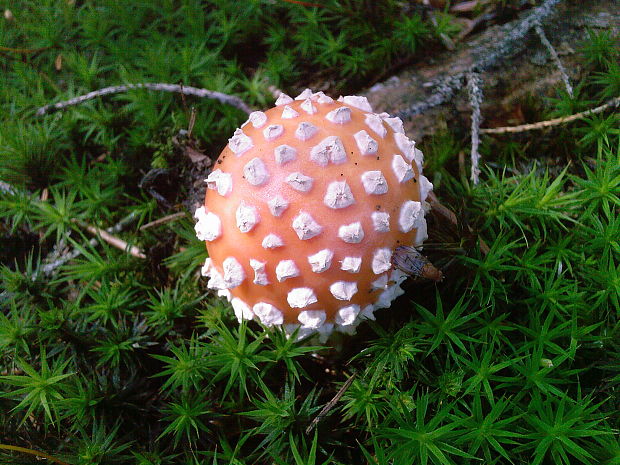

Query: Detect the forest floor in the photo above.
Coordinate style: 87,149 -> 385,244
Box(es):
0,1 -> 618,464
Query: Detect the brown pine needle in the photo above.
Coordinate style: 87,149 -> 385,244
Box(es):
0,444 -> 71,465
139,211 -> 187,231
306,373 -> 356,434
275,0 -> 325,7
0,45 -> 52,54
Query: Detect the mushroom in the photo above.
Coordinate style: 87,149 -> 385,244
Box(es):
195,90 -> 433,341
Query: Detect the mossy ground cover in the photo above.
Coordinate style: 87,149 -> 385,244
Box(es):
0,1 -> 618,464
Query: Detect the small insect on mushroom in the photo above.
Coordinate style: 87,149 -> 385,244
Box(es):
392,245 -> 443,282
195,90 -> 434,341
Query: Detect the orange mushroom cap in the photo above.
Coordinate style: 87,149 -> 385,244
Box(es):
195,90 -> 432,340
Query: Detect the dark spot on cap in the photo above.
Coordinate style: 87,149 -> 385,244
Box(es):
376,156 -> 380,160
217,160 -> 222,164
376,205 -> 381,210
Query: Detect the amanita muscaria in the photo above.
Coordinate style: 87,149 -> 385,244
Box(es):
195,89 -> 433,340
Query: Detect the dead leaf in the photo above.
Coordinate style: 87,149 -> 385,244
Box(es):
186,146 -> 209,164
55,53 -> 63,71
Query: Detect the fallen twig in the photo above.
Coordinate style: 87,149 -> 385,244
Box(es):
36,83 -> 254,116
38,211 -> 140,277
535,24 -> 573,97
306,373 -> 356,434
481,96 -> 620,134
139,211 -> 187,231
73,219 -> 146,259
455,6 -> 496,42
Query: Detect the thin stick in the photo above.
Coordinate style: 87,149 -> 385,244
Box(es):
306,373 -> 356,434
467,71 -> 483,185
139,211 -> 187,231
75,220 -> 146,259
36,83 -> 253,116
481,96 -> 620,134
39,211 -> 139,277
535,24 -> 573,97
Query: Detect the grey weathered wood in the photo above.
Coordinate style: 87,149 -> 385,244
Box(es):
365,0 -> 619,142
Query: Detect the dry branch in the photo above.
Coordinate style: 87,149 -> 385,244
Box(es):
36,83 -> 254,116
75,220 -> 146,259
481,96 -> 620,134
38,212 -> 140,277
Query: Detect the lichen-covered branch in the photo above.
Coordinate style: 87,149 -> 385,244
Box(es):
36,83 -> 254,116
535,24 -> 573,97
467,71 -> 483,185
0,181 -> 15,194
38,212 -> 140,277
